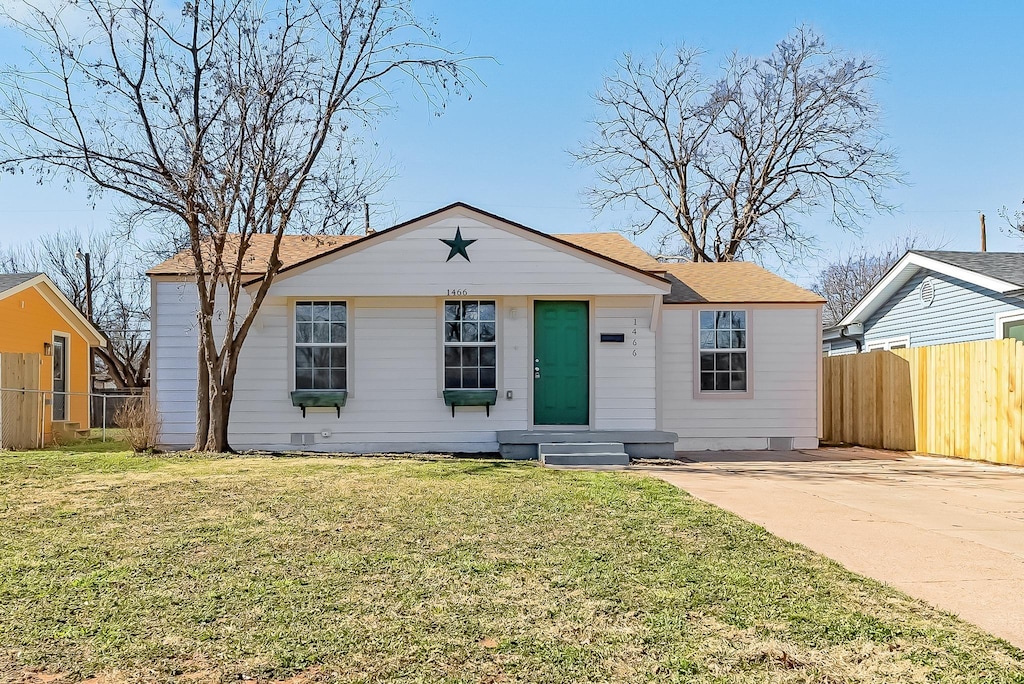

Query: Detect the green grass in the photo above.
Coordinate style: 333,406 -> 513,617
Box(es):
1,450 -> 1022,683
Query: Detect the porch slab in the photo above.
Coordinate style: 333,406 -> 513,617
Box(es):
496,429 -> 678,460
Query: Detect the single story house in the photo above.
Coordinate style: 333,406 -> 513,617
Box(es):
148,203 -> 823,459
0,272 -> 106,443
824,251 -> 1024,355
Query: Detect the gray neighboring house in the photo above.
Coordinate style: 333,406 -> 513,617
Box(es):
823,250 -> 1024,355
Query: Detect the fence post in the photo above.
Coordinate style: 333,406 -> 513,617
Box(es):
102,394 -> 107,442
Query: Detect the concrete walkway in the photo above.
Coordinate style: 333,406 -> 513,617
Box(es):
639,448 -> 1024,648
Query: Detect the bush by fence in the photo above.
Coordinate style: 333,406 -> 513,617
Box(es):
823,339 -> 1024,465
91,391 -> 147,428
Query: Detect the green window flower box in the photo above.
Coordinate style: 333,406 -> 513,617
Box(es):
443,389 -> 498,417
290,390 -> 348,418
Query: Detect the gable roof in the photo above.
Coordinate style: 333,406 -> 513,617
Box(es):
661,262 -> 824,304
260,202 -> 671,287
838,250 -> 1024,326
147,202 -> 671,288
147,234 -> 361,276
144,202 -> 820,305
0,272 -> 43,294
0,273 -> 106,347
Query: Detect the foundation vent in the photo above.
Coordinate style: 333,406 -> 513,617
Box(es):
290,432 -> 317,447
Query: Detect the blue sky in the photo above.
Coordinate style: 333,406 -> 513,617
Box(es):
1,0 -> 1022,284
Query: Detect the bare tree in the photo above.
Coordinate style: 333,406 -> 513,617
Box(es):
0,0 -> 475,451
573,26 -> 899,262
0,228 -> 151,388
1000,202 -> 1024,238
811,234 -> 942,326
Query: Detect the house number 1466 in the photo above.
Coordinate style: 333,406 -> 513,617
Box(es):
447,288 -> 468,296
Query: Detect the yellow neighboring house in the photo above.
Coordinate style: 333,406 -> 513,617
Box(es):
0,272 -> 106,442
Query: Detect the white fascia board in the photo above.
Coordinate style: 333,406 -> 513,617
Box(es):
839,252 -> 1022,326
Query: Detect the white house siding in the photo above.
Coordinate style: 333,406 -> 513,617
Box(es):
268,215 -> 663,298
154,294 -> 658,452
593,297 -> 657,430
150,210 -> 669,451
151,278 -> 200,447
659,306 -> 820,450
225,297 -> 531,452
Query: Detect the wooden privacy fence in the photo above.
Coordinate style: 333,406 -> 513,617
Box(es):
0,352 -> 41,450
823,339 -> 1024,465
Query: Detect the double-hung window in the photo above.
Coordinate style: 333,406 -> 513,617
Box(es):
294,301 -> 347,390
444,300 -> 497,389
698,310 -> 747,392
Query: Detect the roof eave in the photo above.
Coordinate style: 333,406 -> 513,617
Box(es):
243,201 -> 672,289
839,251 -> 1023,327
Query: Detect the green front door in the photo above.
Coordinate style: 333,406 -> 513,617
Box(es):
534,301 -> 589,425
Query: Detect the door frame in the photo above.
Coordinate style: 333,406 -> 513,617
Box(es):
51,330 -> 71,423
527,296 -> 595,429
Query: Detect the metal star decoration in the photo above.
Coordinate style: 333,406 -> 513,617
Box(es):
440,226 -> 476,262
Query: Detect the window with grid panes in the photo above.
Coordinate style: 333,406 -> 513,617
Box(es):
294,301 -> 347,390
444,301 -> 497,389
698,310 -> 747,392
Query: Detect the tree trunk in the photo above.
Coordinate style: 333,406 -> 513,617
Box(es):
204,370 -> 235,453
194,342 -> 210,450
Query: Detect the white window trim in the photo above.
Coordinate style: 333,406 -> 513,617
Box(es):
437,298 -> 502,395
51,330 -> 72,422
291,299 -> 350,394
692,309 -> 753,399
995,310 -> 1024,339
864,335 -> 910,351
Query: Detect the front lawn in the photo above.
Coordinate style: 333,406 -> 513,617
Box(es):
1,450 -> 1022,683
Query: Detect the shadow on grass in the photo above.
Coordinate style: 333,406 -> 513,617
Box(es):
50,436 -> 133,454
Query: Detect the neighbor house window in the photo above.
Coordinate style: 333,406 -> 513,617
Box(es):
295,301 -> 347,390
444,300 -> 496,389
699,310 -> 747,392
996,311 -> 1024,342
865,337 -> 909,351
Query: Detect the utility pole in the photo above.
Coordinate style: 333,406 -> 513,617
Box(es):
76,247 -> 94,396
75,248 -> 93,320
980,213 -> 987,252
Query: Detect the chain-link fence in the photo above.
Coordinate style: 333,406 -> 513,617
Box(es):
91,390 -> 147,436
1,386 -> 148,447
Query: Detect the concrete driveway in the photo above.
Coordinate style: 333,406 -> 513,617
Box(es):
640,448 -> 1024,648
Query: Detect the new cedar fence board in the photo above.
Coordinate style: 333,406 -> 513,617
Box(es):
0,352 -> 41,450
823,339 -> 1024,465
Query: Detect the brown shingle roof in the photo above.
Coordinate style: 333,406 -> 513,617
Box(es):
147,230 -> 662,277
147,234 -> 361,276
661,262 -> 823,304
145,222 -> 817,307
552,232 -> 664,272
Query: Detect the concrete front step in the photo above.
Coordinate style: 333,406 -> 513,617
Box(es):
540,451 -> 631,467
539,442 -> 624,455
539,442 -> 630,467
497,429 -> 678,460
